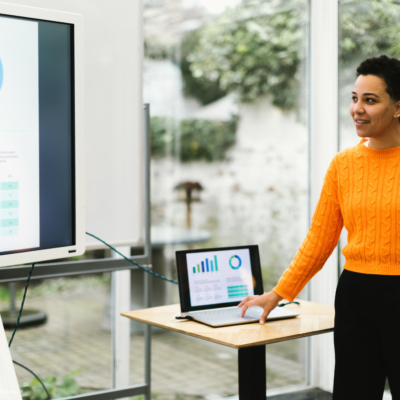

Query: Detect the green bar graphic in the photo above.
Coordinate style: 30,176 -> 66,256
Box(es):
228,288 -> 248,293
214,255 -> 218,271
227,285 -> 248,298
210,260 -> 214,271
0,191 -> 19,201
227,285 -> 248,291
1,227 -> 19,237
197,264 -> 200,272
193,267 -> 196,273
1,218 -> 19,228
1,182 -> 18,191
1,200 -> 19,209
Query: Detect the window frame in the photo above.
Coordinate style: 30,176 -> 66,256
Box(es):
1,0 -> 346,396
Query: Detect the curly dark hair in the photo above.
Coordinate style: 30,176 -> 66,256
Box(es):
356,55 -> 400,103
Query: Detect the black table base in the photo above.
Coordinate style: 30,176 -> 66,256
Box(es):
238,345 -> 266,400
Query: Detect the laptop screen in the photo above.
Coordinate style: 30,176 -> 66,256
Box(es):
187,248 -> 254,307
176,245 -> 264,312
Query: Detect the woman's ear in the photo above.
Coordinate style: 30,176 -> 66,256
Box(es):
394,100 -> 400,119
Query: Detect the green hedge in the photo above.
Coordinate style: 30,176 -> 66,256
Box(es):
179,30 -> 228,106
151,116 -> 238,162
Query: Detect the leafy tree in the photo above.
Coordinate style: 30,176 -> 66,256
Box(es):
180,30 -> 228,105
339,0 -> 400,63
182,0 -> 400,110
146,0 -> 400,162
186,0 -> 307,110
144,40 -> 169,60
338,0 -> 400,118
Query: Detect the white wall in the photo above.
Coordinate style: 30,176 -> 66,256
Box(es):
5,0 -> 144,249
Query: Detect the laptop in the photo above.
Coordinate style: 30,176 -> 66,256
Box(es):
175,245 -> 300,327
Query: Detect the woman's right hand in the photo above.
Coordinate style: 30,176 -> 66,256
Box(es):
238,291 -> 284,324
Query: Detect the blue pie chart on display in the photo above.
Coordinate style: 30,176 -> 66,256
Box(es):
229,255 -> 242,269
0,59 -> 3,91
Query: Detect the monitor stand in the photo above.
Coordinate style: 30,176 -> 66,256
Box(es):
1,283 -> 47,329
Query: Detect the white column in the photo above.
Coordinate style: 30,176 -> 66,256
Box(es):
309,0 -> 339,393
111,246 -> 131,389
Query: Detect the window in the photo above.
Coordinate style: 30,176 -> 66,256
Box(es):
144,0 -> 310,396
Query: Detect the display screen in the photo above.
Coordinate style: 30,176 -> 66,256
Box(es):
176,245 -> 264,312
0,15 -> 75,255
187,248 -> 255,307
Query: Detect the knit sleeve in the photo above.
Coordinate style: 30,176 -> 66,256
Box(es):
273,157 -> 343,302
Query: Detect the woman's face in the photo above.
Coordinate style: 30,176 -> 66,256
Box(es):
350,74 -> 400,139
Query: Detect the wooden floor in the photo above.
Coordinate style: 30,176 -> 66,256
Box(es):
269,388 -> 332,400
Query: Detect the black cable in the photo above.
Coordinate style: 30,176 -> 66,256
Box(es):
86,231 -> 178,284
8,263 -> 35,348
7,233 -> 287,400
5,232 -> 175,400
88,229 -> 301,309
5,233 -> 178,400
278,301 -> 300,307
6,263 -> 51,398
13,360 -> 51,400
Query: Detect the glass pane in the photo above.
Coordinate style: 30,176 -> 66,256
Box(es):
339,0 -> 400,150
338,2 -> 400,396
144,0 -> 309,397
150,333 -> 307,398
2,274 -> 113,396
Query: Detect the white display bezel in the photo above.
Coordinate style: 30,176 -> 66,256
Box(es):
0,2 -> 85,267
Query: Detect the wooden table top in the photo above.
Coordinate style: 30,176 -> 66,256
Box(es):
121,300 -> 334,349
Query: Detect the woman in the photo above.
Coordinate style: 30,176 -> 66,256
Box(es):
239,55 -> 400,399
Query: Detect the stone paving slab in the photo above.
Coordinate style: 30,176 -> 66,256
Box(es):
1,284 -> 306,398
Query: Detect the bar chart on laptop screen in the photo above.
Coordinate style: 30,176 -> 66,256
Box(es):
192,255 -> 219,273
186,249 -> 254,307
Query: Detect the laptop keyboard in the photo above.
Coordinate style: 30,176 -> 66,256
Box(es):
190,307 -> 262,320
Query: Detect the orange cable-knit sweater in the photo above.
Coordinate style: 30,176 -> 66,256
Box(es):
273,139 -> 400,302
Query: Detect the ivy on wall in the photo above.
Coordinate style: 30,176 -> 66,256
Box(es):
339,0 -> 400,65
151,116 -> 238,162
145,0 -> 400,110
181,0 -> 400,109
180,30 -> 228,106
146,0 -> 400,161
185,0 -> 306,110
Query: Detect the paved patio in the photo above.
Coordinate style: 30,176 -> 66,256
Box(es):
1,279 -> 307,399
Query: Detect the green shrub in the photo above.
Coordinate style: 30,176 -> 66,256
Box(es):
181,0 -> 400,110
185,1 -> 306,110
20,371 -> 80,400
179,30 -> 228,106
151,116 -> 238,162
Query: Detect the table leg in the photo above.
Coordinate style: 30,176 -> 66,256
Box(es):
238,345 -> 266,400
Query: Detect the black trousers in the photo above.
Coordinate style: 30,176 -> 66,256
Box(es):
333,269 -> 400,400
